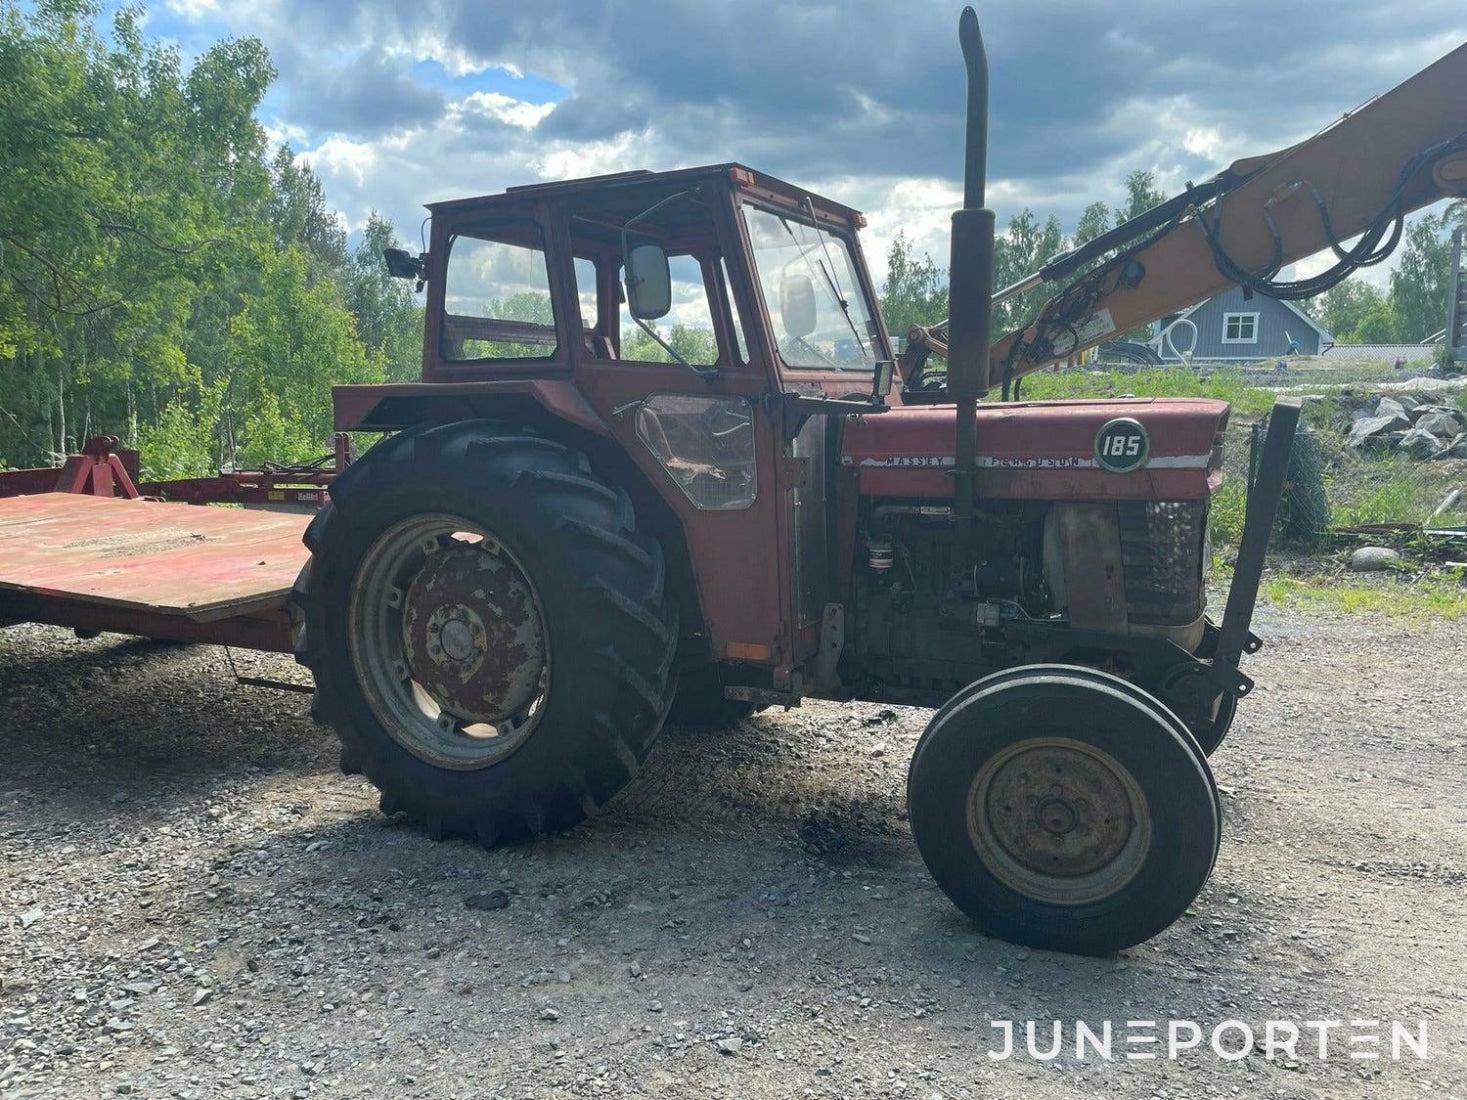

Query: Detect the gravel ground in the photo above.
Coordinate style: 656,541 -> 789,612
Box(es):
1,601 -> 1464,1099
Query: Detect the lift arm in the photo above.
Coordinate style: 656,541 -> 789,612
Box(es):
913,38 -> 1467,396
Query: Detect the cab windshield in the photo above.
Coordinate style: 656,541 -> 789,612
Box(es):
742,204 -> 881,371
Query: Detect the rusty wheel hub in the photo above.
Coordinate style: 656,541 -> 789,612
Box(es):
401,544 -> 546,726
349,515 -> 552,771
967,737 -> 1151,905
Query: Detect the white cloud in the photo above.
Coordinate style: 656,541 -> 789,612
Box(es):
455,92 -> 555,131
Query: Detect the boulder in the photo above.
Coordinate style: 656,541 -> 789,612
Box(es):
1348,546 -> 1401,572
1449,434 -> 1467,460
1398,426 -> 1447,459
1349,414 -> 1411,447
1347,414 -> 1411,449
1394,395 -> 1423,415
1416,410 -> 1462,438
1375,396 -> 1410,421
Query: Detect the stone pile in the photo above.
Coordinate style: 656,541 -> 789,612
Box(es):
1345,393 -> 1467,459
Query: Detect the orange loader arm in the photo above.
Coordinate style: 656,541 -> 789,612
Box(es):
909,40 -> 1467,395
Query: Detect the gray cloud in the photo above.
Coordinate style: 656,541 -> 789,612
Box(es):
259,0 -> 1465,201
202,0 -> 1464,291
284,46 -> 446,139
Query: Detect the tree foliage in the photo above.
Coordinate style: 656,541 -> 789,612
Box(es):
0,1 -> 424,473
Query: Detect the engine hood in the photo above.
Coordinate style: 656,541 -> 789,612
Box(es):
841,397 -> 1230,501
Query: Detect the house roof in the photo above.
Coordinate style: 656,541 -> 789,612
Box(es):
1172,293 -> 1334,344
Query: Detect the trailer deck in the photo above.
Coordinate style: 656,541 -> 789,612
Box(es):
0,493 -> 309,652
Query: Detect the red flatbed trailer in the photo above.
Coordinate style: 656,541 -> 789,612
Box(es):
0,437 -> 331,653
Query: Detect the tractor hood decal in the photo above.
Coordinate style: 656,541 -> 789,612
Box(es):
841,397 -> 1229,502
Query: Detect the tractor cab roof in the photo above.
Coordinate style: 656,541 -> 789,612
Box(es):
424,163 -> 867,229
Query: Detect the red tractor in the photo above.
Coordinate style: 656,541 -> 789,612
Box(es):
1,9 -> 1463,955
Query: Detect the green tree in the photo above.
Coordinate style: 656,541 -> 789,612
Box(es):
347,213 -> 424,381
879,231 -> 947,340
1349,302 -> 1401,344
0,1 -> 392,479
270,146 -> 348,273
0,0 -> 276,462
1312,278 -> 1387,340
993,209 -> 1064,333
1389,213 -> 1451,341
1074,201 -> 1112,247
1116,170 -> 1167,227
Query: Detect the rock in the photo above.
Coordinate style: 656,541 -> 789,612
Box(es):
1398,427 -> 1446,459
1348,547 -> 1401,572
648,1000 -> 664,1013
1449,435 -> 1467,460
538,1007 -> 560,1021
1376,396 -> 1410,421
191,988 -> 212,1007
716,1037 -> 743,1055
1415,410 -> 1462,438
851,932 -> 872,944
1347,414 -> 1409,449
1394,395 -> 1423,415
17,906 -> 43,929
464,890 -> 510,912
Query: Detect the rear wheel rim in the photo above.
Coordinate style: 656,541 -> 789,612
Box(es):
967,736 -> 1152,905
348,513 -> 550,771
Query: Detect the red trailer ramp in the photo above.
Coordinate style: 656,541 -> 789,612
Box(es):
0,494 -> 309,651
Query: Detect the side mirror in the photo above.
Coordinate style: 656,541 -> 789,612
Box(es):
383,247 -> 425,280
872,360 -> 894,400
779,273 -> 816,338
624,243 -> 672,320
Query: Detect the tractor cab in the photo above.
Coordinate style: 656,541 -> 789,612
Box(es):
411,164 -> 894,398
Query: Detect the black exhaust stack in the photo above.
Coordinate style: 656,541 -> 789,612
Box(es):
948,7 -> 996,531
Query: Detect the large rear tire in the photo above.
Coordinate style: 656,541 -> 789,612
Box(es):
295,422 -> 677,844
907,665 -> 1220,955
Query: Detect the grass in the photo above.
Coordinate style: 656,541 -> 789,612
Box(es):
1021,366 -> 1277,419
1260,570 -> 1467,619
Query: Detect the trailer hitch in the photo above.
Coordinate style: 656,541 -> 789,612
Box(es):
1212,397 -> 1302,685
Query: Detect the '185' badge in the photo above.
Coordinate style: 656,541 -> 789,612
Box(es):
1094,418 -> 1150,473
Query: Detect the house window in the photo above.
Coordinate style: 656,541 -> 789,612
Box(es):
1221,312 -> 1259,344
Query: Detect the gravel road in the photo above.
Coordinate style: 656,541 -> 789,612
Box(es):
1,601 -> 1464,1099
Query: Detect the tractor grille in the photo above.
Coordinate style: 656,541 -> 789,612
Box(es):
1117,501 -> 1207,626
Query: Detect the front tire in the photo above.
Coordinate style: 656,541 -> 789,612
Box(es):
296,422 -> 678,844
907,665 -> 1220,955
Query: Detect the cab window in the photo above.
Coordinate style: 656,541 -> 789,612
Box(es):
619,254 -> 721,367
441,221 -> 557,361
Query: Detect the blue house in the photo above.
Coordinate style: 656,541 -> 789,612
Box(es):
1154,285 -> 1333,362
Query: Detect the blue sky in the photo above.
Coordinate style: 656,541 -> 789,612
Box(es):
132,0 -> 1466,288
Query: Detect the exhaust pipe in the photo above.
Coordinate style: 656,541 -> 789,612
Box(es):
948,6 -> 997,530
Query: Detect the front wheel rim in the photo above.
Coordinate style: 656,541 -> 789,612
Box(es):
348,513 -> 551,771
967,736 -> 1152,906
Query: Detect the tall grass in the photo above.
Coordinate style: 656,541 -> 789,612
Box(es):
1020,366 -> 1277,419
